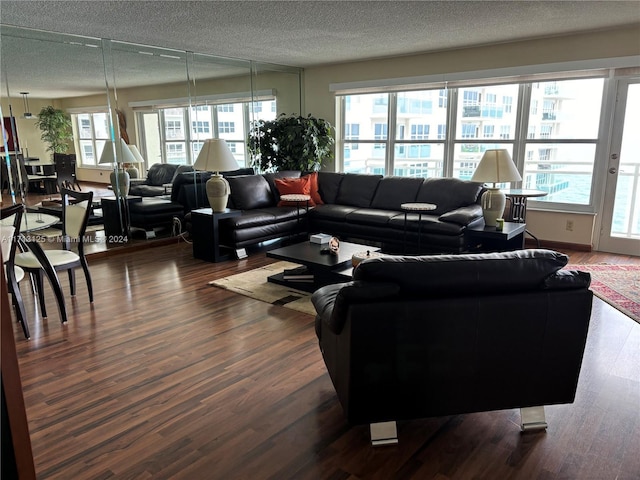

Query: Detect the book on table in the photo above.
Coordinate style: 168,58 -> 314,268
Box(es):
282,266 -> 314,280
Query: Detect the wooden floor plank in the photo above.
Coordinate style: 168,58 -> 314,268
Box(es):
8,242 -> 640,479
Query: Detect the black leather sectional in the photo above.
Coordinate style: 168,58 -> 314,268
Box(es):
215,171 -> 486,253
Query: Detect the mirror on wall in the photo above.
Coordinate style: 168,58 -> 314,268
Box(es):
1,24 -> 303,243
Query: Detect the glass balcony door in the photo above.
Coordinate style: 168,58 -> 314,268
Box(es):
598,79 -> 640,255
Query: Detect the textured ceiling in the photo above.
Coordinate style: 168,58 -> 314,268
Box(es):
1,1 -> 639,98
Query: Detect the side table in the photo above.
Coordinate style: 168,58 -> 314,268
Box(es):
503,189 -> 548,247
466,222 -> 526,252
101,196 -> 142,240
279,193 -> 311,237
401,202 -> 436,253
191,207 -> 242,262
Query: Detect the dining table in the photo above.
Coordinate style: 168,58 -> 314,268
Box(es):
1,211 -> 69,324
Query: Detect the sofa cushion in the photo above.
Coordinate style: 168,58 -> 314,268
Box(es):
227,175 -> 274,210
306,172 -> 324,205
309,204 -> 359,222
263,171 -> 302,203
345,208 -> 400,227
317,172 -> 344,204
145,163 -> 179,186
387,213 -> 465,235
335,174 -> 382,208
353,249 -> 569,296
370,176 -> 423,210
275,176 -> 314,207
416,178 -> 483,215
225,207 -> 301,229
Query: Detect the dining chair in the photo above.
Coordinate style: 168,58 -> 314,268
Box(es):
1,204 -> 30,338
54,153 -> 81,191
15,188 -> 94,318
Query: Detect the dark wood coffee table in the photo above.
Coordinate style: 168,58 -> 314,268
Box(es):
266,240 -> 380,291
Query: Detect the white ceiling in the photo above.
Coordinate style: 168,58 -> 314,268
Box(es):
1,1 -> 639,98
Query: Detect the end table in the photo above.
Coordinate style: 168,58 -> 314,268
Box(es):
466,221 -> 526,252
191,207 -> 241,262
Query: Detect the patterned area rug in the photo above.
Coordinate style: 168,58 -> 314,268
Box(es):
208,261 -> 317,316
568,264 -> 640,323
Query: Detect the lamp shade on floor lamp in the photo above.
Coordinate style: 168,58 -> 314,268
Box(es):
471,149 -> 522,226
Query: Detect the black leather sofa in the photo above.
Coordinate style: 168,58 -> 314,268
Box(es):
311,249 -> 593,445
209,171 -> 485,254
129,163 -> 191,197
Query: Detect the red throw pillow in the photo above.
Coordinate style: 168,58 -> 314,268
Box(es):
306,172 -> 324,205
275,176 -> 315,207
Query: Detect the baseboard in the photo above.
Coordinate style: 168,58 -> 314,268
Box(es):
525,238 -> 592,252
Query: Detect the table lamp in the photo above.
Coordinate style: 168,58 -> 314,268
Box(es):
193,139 -> 239,211
471,149 -> 522,226
99,138 -> 136,197
127,144 -> 145,179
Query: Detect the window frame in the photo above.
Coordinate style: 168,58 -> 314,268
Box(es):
336,71 -> 615,214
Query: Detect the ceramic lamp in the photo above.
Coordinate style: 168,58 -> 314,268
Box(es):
471,149 -> 522,227
127,144 -> 145,179
193,139 -> 239,212
99,138 -> 136,197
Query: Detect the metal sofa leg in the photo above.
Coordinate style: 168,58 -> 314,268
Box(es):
520,406 -> 548,431
370,421 -> 398,446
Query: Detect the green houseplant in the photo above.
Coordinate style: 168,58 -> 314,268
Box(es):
248,113 -> 334,172
34,105 -> 73,154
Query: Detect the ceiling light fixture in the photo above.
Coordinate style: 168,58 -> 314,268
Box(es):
20,92 -> 36,119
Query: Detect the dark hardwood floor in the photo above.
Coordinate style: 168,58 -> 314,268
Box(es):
8,242 -> 640,479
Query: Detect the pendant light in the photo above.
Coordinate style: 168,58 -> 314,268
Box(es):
20,92 -> 36,119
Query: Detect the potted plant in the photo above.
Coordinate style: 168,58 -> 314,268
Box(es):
248,113 -> 334,172
34,105 -> 73,154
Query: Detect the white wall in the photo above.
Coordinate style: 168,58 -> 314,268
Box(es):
302,25 -> 640,249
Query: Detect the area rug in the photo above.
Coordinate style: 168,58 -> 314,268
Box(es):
567,264 -> 640,323
208,261 -> 316,316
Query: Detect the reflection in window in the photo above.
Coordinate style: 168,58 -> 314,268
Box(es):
71,112 -> 109,167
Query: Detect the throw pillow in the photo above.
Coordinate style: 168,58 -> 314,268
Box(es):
305,172 -> 324,205
275,176 -> 315,207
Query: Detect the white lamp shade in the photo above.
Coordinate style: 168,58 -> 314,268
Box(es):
128,144 -> 145,164
193,139 -> 239,173
99,138 -> 137,165
471,149 -> 522,185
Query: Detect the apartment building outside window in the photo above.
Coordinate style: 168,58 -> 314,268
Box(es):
336,76 -> 605,209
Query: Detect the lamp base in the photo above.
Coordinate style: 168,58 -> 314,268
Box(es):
110,170 -> 130,197
480,188 -> 506,227
206,173 -> 230,212
126,165 -> 140,179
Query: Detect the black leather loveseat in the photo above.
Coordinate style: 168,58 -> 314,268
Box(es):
211,171 -> 485,254
311,249 -> 593,445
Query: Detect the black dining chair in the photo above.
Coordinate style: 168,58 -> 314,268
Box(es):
54,153 -> 81,191
1,203 -> 30,338
14,188 -> 94,318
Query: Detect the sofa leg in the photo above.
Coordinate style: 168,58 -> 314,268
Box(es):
520,406 -> 548,431
236,248 -> 247,259
144,229 -> 156,239
370,421 -> 398,446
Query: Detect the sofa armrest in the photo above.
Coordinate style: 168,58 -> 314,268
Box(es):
312,281 -> 400,336
438,204 -> 483,226
544,270 -> 591,289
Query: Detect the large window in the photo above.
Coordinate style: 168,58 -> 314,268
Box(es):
136,99 -> 276,167
337,76 -> 606,209
71,112 -> 110,166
